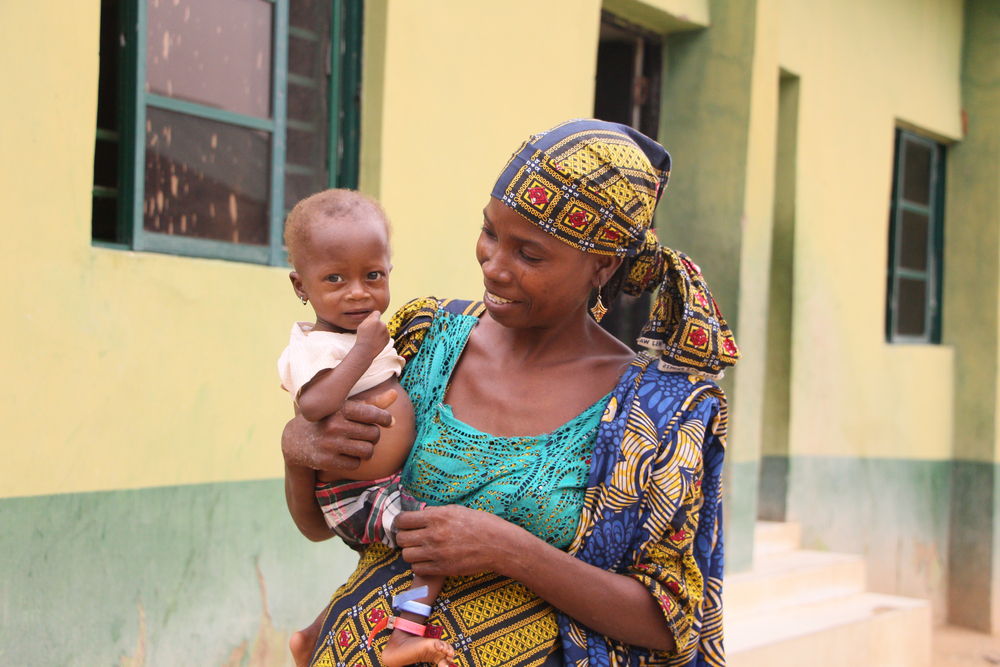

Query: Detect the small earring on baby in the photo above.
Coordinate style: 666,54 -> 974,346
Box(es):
300,296 -> 308,305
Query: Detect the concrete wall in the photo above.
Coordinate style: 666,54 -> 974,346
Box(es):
0,0 -> 608,662
0,0 -> 993,661
942,0 -> 1000,632
764,0 -> 967,622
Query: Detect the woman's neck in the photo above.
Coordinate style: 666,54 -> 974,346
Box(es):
481,305 -> 624,367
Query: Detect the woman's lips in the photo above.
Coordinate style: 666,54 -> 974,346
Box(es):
485,291 -> 515,305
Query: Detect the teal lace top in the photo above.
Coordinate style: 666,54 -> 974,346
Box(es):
400,309 -> 607,549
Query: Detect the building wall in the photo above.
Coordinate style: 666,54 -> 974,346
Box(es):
942,0 -> 1000,632
0,0 -> 992,662
762,0 -> 966,621
0,0 -> 607,662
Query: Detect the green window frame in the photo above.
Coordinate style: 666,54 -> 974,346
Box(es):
91,0 -> 362,265
885,128 -> 946,343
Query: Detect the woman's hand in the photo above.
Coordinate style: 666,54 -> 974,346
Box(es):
397,505 -> 675,652
394,505 -> 528,577
282,390 -> 396,541
282,389 -> 397,472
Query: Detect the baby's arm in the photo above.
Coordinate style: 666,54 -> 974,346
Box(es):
297,312 -> 389,422
336,378 -> 415,481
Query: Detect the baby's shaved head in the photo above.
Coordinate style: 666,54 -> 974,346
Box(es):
283,189 -> 390,270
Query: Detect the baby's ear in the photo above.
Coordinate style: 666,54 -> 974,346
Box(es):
289,271 -> 306,301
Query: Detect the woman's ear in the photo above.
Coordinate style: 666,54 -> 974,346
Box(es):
289,271 -> 307,302
592,254 -> 624,287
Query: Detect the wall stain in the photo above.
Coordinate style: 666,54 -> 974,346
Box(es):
224,561 -> 292,667
119,603 -> 146,667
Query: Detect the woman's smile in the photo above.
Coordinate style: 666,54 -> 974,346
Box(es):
484,291 -> 515,305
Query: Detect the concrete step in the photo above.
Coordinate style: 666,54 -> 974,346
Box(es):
727,591 -> 932,667
726,549 -> 866,617
753,520 -> 802,558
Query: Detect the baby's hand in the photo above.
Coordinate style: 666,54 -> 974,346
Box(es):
356,311 -> 390,357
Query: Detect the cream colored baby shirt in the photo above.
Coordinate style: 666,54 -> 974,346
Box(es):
277,321 -> 404,401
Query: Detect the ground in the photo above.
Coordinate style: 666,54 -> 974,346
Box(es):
934,626 -> 1000,666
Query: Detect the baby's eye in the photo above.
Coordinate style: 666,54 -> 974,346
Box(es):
324,274 -> 343,283
366,271 -> 385,281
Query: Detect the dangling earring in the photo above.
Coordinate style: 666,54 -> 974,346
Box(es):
590,287 -> 608,322
300,295 -> 308,305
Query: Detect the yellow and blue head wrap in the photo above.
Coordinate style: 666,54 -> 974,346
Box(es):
492,119 -> 739,378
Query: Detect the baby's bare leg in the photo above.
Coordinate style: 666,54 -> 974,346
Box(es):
381,575 -> 454,667
289,608 -> 324,667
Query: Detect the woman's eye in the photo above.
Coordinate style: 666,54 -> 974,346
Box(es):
520,250 -> 541,263
325,274 -> 343,283
480,225 -> 497,239
366,271 -> 384,280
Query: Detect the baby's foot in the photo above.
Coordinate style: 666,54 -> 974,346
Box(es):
289,621 -> 320,667
382,628 -> 455,667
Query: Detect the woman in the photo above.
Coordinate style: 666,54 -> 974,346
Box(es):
281,119 -> 739,667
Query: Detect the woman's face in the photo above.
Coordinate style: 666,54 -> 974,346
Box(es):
477,197 -> 614,329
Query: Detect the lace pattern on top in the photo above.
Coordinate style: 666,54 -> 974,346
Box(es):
400,310 -> 605,549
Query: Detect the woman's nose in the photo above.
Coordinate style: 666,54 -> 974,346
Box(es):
480,250 -> 512,283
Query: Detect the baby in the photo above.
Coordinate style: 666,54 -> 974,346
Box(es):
278,189 -> 453,667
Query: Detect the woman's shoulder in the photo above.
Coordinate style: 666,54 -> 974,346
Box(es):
388,297 -> 485,361
620,353 -> 726,421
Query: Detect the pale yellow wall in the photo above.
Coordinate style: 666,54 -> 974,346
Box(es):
1,0 -> 967,501
374,0 -> 603,310
730,0 -> 780,465
603,0 -> 709,30
0,1 -> 304,498
0,0 -> 607,499
777,0 -> 964,460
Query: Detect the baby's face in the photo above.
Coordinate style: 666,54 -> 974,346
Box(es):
293,214 -> 392,333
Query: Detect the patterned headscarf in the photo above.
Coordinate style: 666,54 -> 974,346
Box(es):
491,119 -> 739,378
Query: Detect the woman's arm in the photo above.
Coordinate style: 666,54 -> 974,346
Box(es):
281,392 -> 396,539
393,506 -> 675,651
284,462 -> 330,541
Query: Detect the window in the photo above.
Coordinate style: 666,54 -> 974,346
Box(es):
886,129 -> 946,343
593,11 -> 663,348
91,0 -> 362,265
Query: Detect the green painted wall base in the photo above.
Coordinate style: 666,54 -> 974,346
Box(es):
779,455 -> 954,621
0,480 -> 358,666
758,455 -> 788,521
948,460 -> 995,631
725,459 -> 759,572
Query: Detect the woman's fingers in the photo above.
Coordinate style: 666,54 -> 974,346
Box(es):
393,506 -> 512,576
394,509 -> 430,532
342,395 -> 394,428
321,438 -> 376,470
400,545 -> 433,564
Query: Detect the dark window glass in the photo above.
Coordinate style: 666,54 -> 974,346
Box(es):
145,0 -> 273,118
886,129 -> 945,343
92,196 -> 119,243
91,0 -> 362,263
902,139 -> 932,205
285,0 -> 331,212
96,0 -> 120,131
92,0 -> 121,243
93,139 -> 119,189
143,107 -> 270,245
896,278 -> 927,336
898,210 -> 929,271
